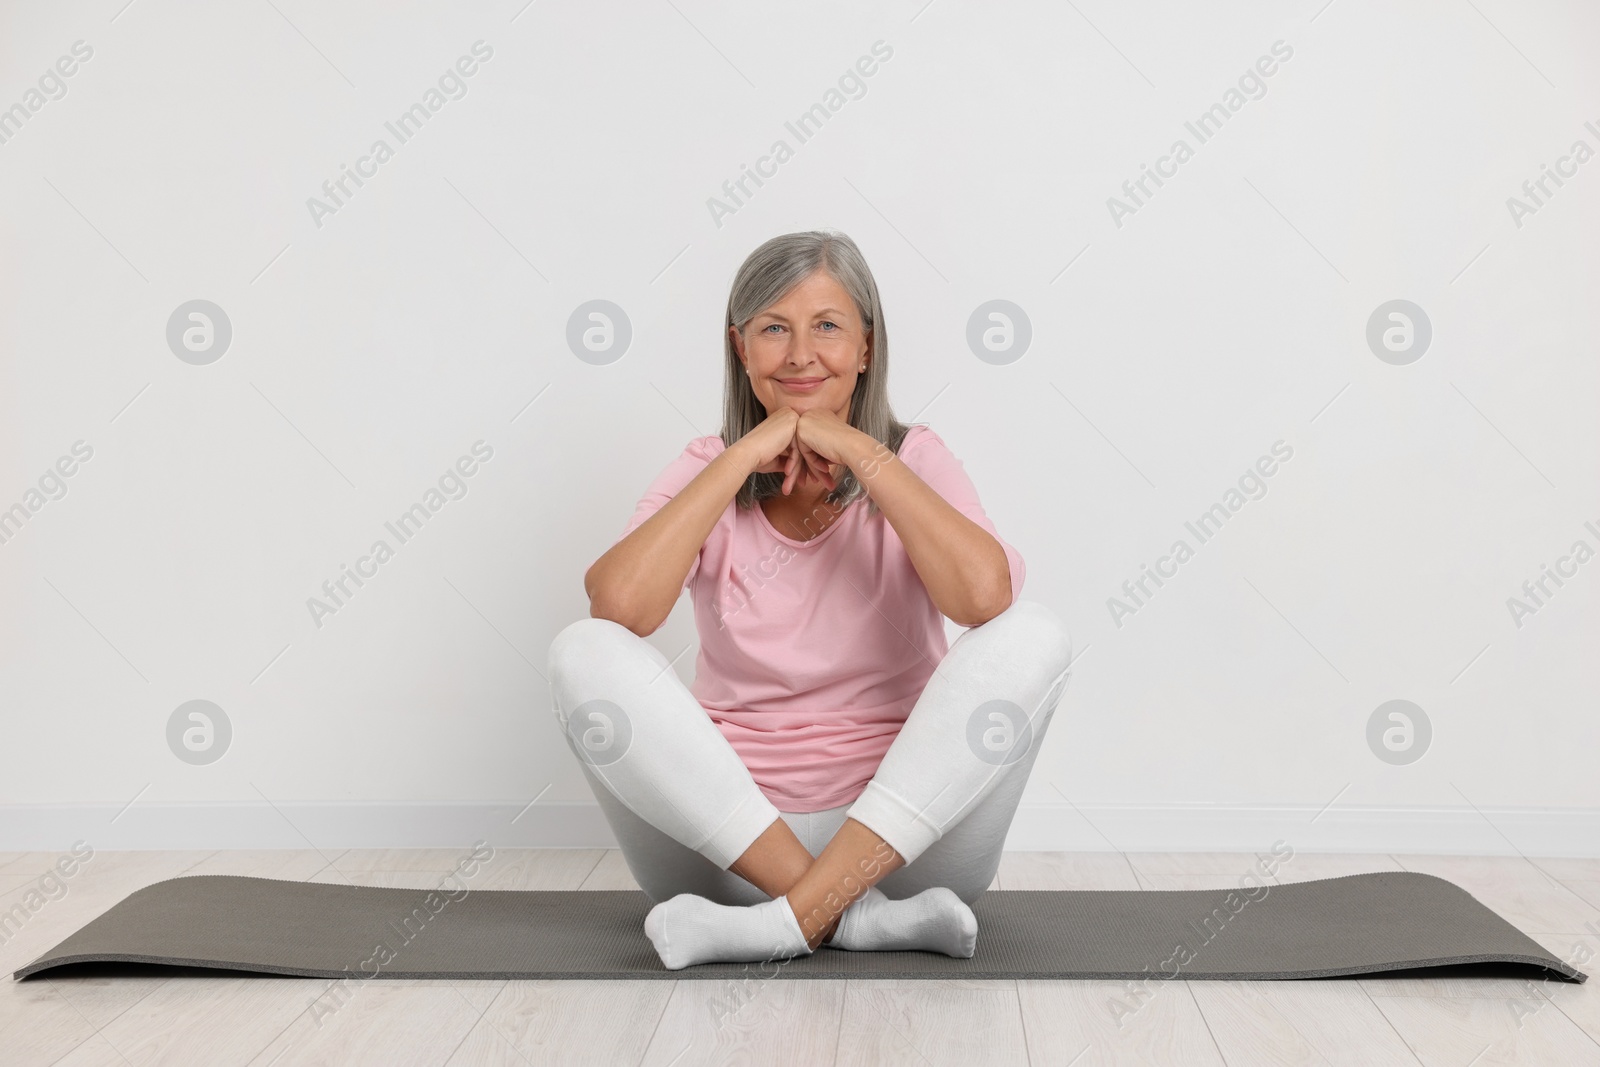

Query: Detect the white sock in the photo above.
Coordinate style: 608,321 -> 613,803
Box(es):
830,886 -> 978,958
644,893 -> 813,970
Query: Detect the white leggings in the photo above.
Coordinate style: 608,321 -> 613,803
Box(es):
546,599 -> 1073,906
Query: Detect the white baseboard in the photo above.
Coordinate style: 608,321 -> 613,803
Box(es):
1000,802 -> 1600,857
4,801 -> 1597,857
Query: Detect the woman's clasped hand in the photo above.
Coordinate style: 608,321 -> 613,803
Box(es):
739,406 -> 863,497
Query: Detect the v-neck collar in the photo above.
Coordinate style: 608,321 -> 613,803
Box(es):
754,494 -> 856,548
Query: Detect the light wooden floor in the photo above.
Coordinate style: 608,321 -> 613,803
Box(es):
1,848 -> 1596,1065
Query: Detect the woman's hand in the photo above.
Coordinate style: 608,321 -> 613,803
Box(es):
736,407 -> 846,496
737,407 -> 828,495
793,407 -> 866,472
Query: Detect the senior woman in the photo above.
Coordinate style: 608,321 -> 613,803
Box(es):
548,230 -> 1073,970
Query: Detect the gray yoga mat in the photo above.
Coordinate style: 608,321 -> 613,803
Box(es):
15,871 -> 1586,983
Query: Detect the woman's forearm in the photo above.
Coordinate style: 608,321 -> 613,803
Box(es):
585,443 -> 757,636
841,431 -> 1011,627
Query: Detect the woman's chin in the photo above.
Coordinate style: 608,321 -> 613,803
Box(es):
778,395 -> 835,413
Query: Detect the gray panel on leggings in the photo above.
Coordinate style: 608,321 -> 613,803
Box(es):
14,872 -> 1586,983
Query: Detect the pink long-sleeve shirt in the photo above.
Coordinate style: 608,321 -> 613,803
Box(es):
601,424 -> 1025,812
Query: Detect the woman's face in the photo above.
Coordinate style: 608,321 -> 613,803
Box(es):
731,269 -> 870,420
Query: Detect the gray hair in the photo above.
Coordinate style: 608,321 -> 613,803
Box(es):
721,230 -> 913,518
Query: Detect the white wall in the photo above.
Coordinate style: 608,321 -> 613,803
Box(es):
2,1 -> 1595,855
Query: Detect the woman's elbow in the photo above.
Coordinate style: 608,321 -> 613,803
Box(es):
587,589 -> 663,638
960,576 -> 1012,627
586,592 -> 648,636
585,567 -> 628,628
585,560 -> 672,636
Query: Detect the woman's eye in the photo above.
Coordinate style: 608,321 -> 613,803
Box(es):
762,324 -> 783,334
818,321 -> 837,332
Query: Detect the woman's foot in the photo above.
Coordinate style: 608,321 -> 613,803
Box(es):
829,885 -> 978,957
644,893 -> 813,970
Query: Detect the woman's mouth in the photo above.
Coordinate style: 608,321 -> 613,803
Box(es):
777,377 -> 826,392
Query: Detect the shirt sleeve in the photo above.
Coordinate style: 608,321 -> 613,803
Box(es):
603,435 -> 726,590
896,425 -> 1025,608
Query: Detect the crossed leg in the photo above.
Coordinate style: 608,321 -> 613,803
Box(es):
729,814 -> 902,949
547,599 -> 1073,962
